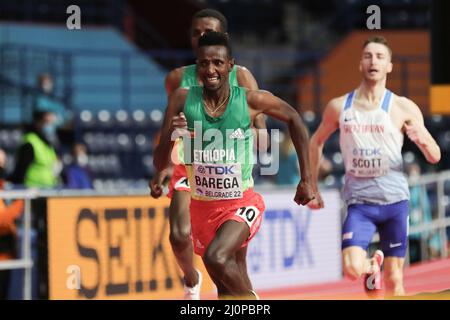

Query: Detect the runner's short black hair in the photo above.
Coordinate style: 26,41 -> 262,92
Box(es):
197,31 -> 232,57
193,9 -> 228,32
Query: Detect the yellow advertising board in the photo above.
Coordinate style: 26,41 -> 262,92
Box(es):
431,85 -> 450,114
46,196 -> 215,299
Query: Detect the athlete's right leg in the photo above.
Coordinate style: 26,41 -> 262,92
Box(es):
168,190 -> 199,287
236,246 -> 252,290
236,246 -> 260,299
206,234 -> 253,299
210,246 -> 251,299
342,246 -> 374,280
216,286 -> 230,299
341,204 -> 379,280
202,220 -> 254,299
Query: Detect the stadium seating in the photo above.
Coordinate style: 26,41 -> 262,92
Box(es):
0,23 -> 167,124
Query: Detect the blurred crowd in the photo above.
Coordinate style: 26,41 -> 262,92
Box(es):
3,73 -> 93,192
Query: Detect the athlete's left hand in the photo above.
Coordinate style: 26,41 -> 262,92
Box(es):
404,120 -> 426,146
307,191 -> 324,210
294,180 -> 315,206
148,169 -> 168,198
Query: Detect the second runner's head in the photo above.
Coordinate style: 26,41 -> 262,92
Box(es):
191,9 -> 228,51
196,32 -> 234,92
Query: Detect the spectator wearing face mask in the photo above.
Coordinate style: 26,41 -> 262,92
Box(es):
9,110 -> 61,188
62,143 -> 93,189
34,73 -> 67,128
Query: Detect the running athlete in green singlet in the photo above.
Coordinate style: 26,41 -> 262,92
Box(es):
149,9 -> 267,300
154,32 -> 314,300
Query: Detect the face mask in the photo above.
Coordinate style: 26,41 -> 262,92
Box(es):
76,154 -> 89,167
42,82 -> 53,93
42,123 -> 57,141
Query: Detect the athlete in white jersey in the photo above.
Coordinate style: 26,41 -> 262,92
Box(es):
308,36 -> 441,297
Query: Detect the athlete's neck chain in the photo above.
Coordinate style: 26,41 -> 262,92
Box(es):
202,90 -> 230,115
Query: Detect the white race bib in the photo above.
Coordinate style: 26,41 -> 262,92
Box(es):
347,151 -> 390,178
235,206 -> 261,228
192,162 -> 243,200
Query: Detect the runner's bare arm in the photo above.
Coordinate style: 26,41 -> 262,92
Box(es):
149,68 -> 184,196
400,98 -> 441,164
237,66 -> 269,151
148,167 -> 170,198
307,99 -> 341,209
153,88 -> 188,172
247,90 -> 313,205
309,99 -> 341,192
165,67 -> 183,96
236,66 -> 258,90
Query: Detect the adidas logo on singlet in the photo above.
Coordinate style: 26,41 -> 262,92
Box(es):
229,128 -> 245,139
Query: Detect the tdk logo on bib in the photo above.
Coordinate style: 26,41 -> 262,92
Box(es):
352,148 -> 381,156
197,165 -> 235,175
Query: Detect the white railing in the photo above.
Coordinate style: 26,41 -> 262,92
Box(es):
407,170 -> 450,259
0,189 -> 38,300
370,170 -> 450,261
